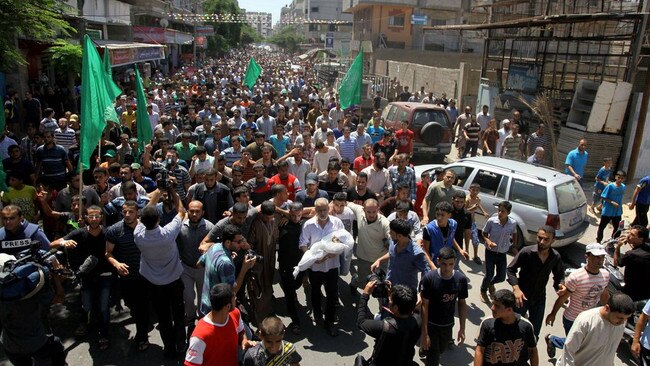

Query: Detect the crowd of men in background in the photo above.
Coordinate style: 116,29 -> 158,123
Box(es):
0,47 -> 647,366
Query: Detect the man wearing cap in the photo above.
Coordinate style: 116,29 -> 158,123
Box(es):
295,173 -> 329,209
132,163 -> 157,193
545,243 -> 609,357
507,225 -> 565,340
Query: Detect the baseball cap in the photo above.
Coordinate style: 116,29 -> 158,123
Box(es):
104,150 -> 116,158
131,163 -> 141,170
305,173 -> 318,185
585,243 -> 607,256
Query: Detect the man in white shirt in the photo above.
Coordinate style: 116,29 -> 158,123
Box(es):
299,198 -> 345,337
476,105 -> 492,132
496,118 -> 511,158
147,104 -> 160,132
312,140 -> 341,174
329,103 -> 345,127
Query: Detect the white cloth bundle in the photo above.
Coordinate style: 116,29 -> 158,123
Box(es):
293,230 -> 354,278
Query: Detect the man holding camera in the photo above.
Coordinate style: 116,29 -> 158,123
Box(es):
420,247 -> 468,366
134,186 -> 186,358
357,282 -> 421,366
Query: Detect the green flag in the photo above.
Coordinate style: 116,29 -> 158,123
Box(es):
243,57 -> 262,89
338,49 -> 364,110
102,47 -> 122,103
80,34 -> 120,170
134,67 -> 152,155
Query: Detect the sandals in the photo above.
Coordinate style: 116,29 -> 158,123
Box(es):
99,338 -> 110,351
137,340 -> 150,352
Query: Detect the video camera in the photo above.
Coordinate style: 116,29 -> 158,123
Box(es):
156,164 -> 174,191
367,268 -> 389,298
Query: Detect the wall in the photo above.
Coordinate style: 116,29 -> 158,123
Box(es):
372,48 -> 484,69
378,59 -> 480,108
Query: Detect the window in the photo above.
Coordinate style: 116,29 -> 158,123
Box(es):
386,106 -> 398,121
411,109 -> 450,128
309,24 -> 317,32
328,24 -> 336,32
388,13 -> 405,27
510,179 -> 547,210
472,170 -> 504,196
554,180 -> 587,214
496,176 -> 509,198
399,110 -> 408,122
446,165 -> 475,187
311,7 -> 319,13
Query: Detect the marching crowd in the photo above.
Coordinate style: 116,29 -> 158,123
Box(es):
0,47 -> 650,366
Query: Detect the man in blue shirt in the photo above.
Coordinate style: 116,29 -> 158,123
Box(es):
481,201 -> 517,304
422,201 -> 468,270
371,218 -> 430,292
565,138 -> 588,182
596,170 -> 626,243
629,174 -> 650,227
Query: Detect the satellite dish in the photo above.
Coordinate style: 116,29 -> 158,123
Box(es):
160,18 -> 169,28
320,34 -> 326,41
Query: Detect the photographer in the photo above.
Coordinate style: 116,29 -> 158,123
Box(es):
133,186 -> 186,358
357,282 -> 421,366
0,266 -> 67,366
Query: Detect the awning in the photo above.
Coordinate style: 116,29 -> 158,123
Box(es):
133,26 -> 194,45
94,40 -> 166,67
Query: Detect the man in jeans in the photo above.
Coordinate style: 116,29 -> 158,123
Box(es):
507,225 -> 564,340
134,187 -> 186,358
481,201 -> 517,304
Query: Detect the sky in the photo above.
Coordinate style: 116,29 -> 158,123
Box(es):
238,0 -> 283,26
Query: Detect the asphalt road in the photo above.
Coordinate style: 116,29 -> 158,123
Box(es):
0,152 -> 643,366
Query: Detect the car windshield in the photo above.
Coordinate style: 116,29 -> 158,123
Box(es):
554,180 -> 587,214
412,109 -> 449,128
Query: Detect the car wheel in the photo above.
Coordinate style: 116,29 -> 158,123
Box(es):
419,121 -> 444,146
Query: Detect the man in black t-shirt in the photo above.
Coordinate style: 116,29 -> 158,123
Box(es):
278,202 -> 306,334
474,289 -> 539,366
346,172 -> 376,205
450,191 -> 477,263
420,247 -> 468,365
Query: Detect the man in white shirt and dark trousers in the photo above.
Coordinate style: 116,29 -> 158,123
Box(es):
299,198 -> 345,337
134,185 -> 187,358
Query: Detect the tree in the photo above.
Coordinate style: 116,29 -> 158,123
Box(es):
268,26 -> 305,53
0,0 -> 74,72
48,40 -> 82,112
204,0 -> 259,55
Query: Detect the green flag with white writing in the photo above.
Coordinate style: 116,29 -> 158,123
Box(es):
243,57 -> 262,89
338,49 -> 364,110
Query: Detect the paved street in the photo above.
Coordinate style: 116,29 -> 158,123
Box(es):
1,153 -> 639,366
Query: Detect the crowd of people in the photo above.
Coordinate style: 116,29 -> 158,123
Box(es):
0,46 -> 649,366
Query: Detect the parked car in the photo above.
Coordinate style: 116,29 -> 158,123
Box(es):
415,157 -> 589,247
381,102 -> 452,161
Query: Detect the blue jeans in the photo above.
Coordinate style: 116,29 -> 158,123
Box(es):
481,250 -> 507,292
515,297 -> 546,340
549,316 -> 574,349
81,275 -> 113,337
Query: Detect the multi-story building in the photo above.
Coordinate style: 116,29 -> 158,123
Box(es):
243,11 -> 273,38
343,0 -> 483,53
280,0 -> 353,54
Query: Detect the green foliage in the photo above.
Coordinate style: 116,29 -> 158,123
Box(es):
48,40 -> 83,78
204,0 -> 247,55
0,0 -> 75,72
268,26 -> 305,53
241,24 -> 263,44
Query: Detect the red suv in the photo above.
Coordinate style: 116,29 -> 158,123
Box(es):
381,102 -> 453,161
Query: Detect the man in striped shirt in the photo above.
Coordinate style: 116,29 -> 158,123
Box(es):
336,127 -> 358,163
54,118 -> 76,152
462,116 -> 481,158
544,243 -> 610,357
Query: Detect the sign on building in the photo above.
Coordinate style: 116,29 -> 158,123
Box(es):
325,32 -> 334,49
